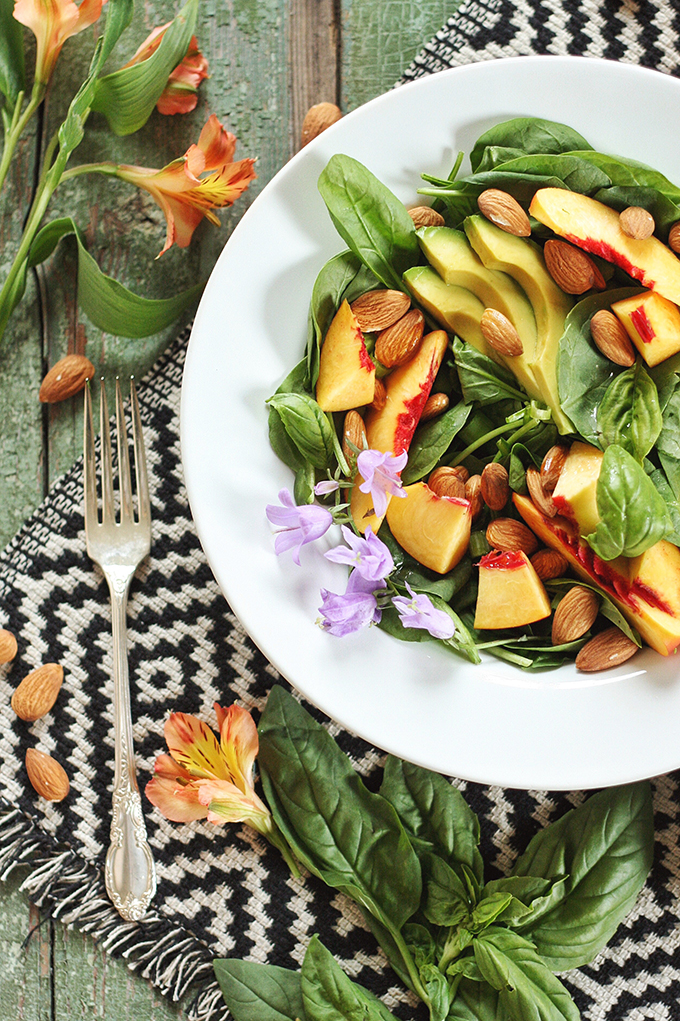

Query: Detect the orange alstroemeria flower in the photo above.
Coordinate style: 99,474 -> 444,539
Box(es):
14,0 -> 106,85
122,24 -> 209,116
145,703 -> 274,834
116,114 -> 256,257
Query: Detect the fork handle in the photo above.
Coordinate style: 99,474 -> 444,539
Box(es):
104,568 -> 156,922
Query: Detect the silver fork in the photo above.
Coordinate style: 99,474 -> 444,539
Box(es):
84,378 -> 156,922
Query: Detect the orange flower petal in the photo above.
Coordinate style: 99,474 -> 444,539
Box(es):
121,22 -> 169,68
156,85 -> 199,117
164,711 -> 231,780
145,774 -> 208,823
195,778 -> 271,826
215,704 -> 259,793
198,114 -> 237,170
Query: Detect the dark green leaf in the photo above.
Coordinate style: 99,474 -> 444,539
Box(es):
268,408 -> 308,472
213,959 -> 305,1021
402,402 -> 472,484
482,876 -> 568,928
473,146 -> 527,173
419,963 -> 451,1021
301,936 -> 397,1021
451,338 -> 527,405
402,923 -> 436,970
28,218 -> 78,268
450,979 -> 509,1021
597,362 -> 662,462
99,0 -> 135,65
267,394 -> 336,469
422,854 -> 471,927
648,466 -> 680,545
460,154 -> 610,198
469,893 -> 513,933
294,464 -> 316,505
512,782 -> 654,970
0,0 -> 25,103
318,154 -> 420,289
566,149 -> 680,202
470,118 -> 593,173
91,0 -> 198,135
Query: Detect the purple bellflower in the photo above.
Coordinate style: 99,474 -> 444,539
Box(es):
324,525 -> 394,583
392,582 -> 456,640
357,449 -> 407,518
318,571 -> 385,638
265,489 -> 333,566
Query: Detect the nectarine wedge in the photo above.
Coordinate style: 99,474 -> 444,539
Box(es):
386,482 -> 471,574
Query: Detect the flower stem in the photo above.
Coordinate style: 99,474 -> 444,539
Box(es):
0,83 -> 47,193
448,419 -> 519,467
60,161 -> 120,182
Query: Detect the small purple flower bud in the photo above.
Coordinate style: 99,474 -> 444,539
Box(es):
265,489 -> 333,566
314,479 -> 341,496
357,449 -> 408,518
392,583 -> 455,640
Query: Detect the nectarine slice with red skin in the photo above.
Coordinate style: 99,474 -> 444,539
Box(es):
551,441 -> 604,538
386,482 -> 471,574
611,290 -> 680,366
351,330 -> 449,533
473,549 -> 551,629
529,189 -> 680,305
315,299 -> 375,412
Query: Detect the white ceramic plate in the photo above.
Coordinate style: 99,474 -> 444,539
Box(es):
182,56 -> 680,790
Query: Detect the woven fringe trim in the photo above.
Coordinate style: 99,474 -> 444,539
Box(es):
0,800 -> 228,1020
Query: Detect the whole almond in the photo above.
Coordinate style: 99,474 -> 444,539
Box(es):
486,517 -> 539,556
39,354 -> 95,403
543,239 -> 603,295
540,445 -> 569,492
449,465 -> 470,484
477,189 -> 531,237
669,222 -> 680,253
11,663 -> 64,722
342,410 -> 366,468
552,586 -> 599,644
619,206 -> 655,240
371,376 -> 387,412
480,308 -> 523,356
429,467 -> 466,499
465,475 -> 483,519
590,309 -> 635,367
526,466 -> 557,518
409,206 -> 445,228
575,626 -> 639,672
530,548 -> 569,581
375,309 -> 424,367
0,628 -> 18,664
420,392 -> 449,422
25,748 -> 70,802
480,462 -> 509,511
300,102 -> 342,147
351,290 -> 411,332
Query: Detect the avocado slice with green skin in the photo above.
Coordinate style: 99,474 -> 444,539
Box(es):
464,214 -> 574,433
403,265 -> 489,357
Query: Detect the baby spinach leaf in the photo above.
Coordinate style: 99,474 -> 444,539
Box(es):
301,936 -> 397,1021
511,781 -> 654,970
379,756 -> 484,882
592,185 -> 680,236
213,959 -> 305,1021
656,382 -> 680,493
402,401 -> 472,484
452,338 -> 527,405
587,444 -> 671,560
597,361 -> 662,462
473,928 -> 580,1021
258,687 -> 422,934
566,149 -> 680,202
461,154 -> 611,197
473,146 -> 527,173
649,466 -> 680,545
469,118 -> 593,173
267,393 -> 336,469
318,155 -> 420,290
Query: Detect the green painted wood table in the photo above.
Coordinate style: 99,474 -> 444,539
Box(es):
0,0 -> 453,1016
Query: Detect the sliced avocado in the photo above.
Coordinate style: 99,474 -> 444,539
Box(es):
403,265 -> 489,358
464,214 -> 574,433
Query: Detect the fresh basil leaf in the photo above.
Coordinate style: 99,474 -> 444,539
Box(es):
294,464 -> 316,505
258,687 -> 422,934
402,401 -> 472,484
587,444 -> 671,560
268,407 -> 308,472
419,963 -> 451,1021
557,287 -> 643,444
422,854 -> 472,927
92,0 -> 198,135
469,893 -> 513,933
267,393 -> 335,469
0,0 -> 25,103
512,782 -> 654,970
213,959 -> 305,1021
452,337 -> 527,405
276,357 -> 311,396
450,978 -> 509,1021
474,928 -> 580,1021
403,923 -> 436,969
470,118 -> 593,173
656,381 -> 680,488
379,756 -> 483,882
597,361 -> 662,461
446,955 -> 484,981
318,155 -> 420,290
301,936 -> 397,1021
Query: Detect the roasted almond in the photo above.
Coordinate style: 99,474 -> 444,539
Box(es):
0,628 -> 18,664
619,206 -> 655,240
420,392 -> 449,422
477,189 -> 531,237
540,444 -> 569,492
408,205 -> 445,228
530,548 -> 568,581
480,462 -> 509,511
375,309 -> 424,367
526,466 -> 557,518
39,354 -> 95,403
429,467 -> 466,499
543,239 -> 603,295
300,102 -> 342,147
486,517 -> 539,556
480,309 -> 523,356
552,586 -> 599,644
575,626 -> 639,672
25,748 -> 70,802
350,290 -> 411,332
465,475 -> 483,519
11,663 -> 64,721
589,309 -> 635,367
669,221 -> 680,253
371,376 -> 387,412
342,410 -> 366,467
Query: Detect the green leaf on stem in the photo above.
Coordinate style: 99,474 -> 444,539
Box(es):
267,393 -> 336,469
597,361 -> 662,462
213,959 -> 305,1021
0,0 -> 25,104
301,936 -> 397,1021
402,401 -> 472,484
91,0 -> 198,135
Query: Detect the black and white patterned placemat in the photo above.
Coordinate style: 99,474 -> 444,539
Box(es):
3,4 -> 680,1018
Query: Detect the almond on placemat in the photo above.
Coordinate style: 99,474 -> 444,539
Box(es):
0,628 -> 18,664
11,663 -> 64,721
552,586 -> 599,644
25,748 -> 70,802
300,102 -> 342,147
350,290 -> 410,332
39,354 -> 95,403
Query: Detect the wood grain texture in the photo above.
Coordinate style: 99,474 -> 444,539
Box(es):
288,0 -> 339,149
0,871 -> 52,1020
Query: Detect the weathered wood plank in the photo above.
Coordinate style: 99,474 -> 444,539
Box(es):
0,871 -> 52,1021
288,0 -> 339,149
